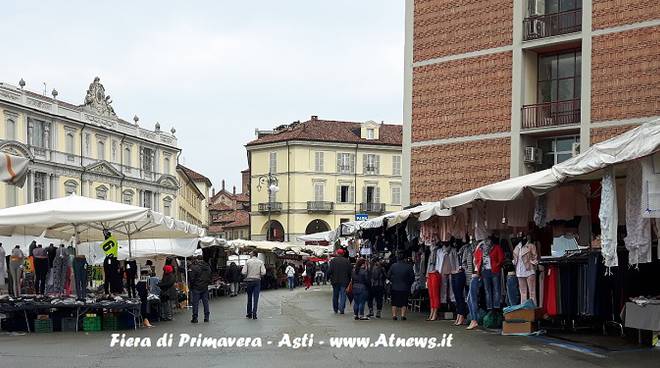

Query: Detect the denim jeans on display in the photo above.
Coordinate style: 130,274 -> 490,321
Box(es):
506,274 -> 520,306
482,269 -> 501,309
332,284 -> 347,313
451,271 -> 468,317
468,276 -> 481,321
246,280 -> 261,317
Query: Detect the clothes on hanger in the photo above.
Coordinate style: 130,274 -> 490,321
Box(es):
125,259 -> 138,298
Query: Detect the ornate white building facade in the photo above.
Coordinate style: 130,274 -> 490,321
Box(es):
0,77 -> 181,213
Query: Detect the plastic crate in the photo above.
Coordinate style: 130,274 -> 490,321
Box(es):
83,316 -> 101,332
61,317 -> 77,332
118,313 -> 136,330
102,313 -> 119,331
34,319 -> 53,333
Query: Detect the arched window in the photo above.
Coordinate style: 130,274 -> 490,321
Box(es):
164,157 -> 170,174
66,132 -> 75,154
123,146 -> 131,167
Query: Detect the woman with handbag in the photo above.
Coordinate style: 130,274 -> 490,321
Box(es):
351,258 -> 371,320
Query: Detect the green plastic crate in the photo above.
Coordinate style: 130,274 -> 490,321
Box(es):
34,319 -> 53,333
102,314 -> 119,331
83,316 -> 101,332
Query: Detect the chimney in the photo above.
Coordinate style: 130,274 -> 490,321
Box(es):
222,180 -> 225,191
233,186 -> 236,195
311,115 -> 318,121
212,188 -> 216,197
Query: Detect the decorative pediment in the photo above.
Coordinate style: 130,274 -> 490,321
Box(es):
0,141 -> 34,160
85,160 -> 123,177
156,174 -> 179,190
82,77 -> 117,117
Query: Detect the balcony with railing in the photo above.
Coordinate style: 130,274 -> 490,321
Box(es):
360,202 -> 385,214
258,202 -> 282,213
523,9 -> 582,41
522,99 -> 580,129
307,201 -> 334,212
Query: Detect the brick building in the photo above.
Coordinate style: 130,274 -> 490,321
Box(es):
402,0 -> 660,205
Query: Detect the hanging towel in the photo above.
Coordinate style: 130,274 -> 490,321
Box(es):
599,167 -> 619,269
624,160 -> 652,266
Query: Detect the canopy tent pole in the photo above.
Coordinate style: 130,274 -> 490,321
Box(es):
184,256 -> 191,309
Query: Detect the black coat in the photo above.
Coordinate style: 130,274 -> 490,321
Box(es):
225,263 -> 241,283
387,261 -> 415,292
189,261 -> 212,292
158,273 -> 177,301
327,256 -> 352,287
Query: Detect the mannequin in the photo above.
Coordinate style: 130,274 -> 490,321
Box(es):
450,239 -> 467,326
103,254 -> 123,295
28,240 -> 37,257
32,244 -> 50,295
72,254 -> 88,300
474,237 -> 504,311
436,241 -> 456,318
125,258 -> 138,298
426,243 -> 441,321
0,243 -> 6,293
9,245 -> 24,296
513,234 -> 539,304
50,244 -> 68,296
46,243 -> 56,268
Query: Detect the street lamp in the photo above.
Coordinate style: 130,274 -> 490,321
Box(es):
257,173 -> 279,241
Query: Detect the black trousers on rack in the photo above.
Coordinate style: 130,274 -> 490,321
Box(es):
33,256 -> 49,295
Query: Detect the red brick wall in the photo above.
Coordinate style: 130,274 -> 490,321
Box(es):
412,52 -> 512,142
410,138 -> 510,203
590,124 -> 640,144
591,26 -> 660,123
593,0 -> 660,30
413,0 -> 513,62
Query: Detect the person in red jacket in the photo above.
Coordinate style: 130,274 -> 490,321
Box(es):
473,238 -> 504,310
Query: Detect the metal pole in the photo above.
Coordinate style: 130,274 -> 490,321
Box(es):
184,256 -> 191,309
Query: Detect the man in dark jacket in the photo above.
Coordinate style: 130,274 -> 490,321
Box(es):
188,257 -> 212,323
387,253 -> 415,321
225,262 -> 241,297
326,249 -> 352,314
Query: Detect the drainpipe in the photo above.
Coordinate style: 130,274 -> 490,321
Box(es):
79,123 -> 88,195
286,141 -> 290,242
119,134 -> 127,197
354,143 -> 358,218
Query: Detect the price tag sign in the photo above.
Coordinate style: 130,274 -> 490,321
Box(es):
100,235 -> 118,257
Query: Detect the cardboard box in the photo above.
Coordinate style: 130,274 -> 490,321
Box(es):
504,308 -> 543,322
502,321 -> 535,335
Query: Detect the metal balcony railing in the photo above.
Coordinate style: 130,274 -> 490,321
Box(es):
523,9 -> 582,41
360,202 -> 385,213
258,202 -> 282,213
522,99 -> 580,129
307,201 -> 334,212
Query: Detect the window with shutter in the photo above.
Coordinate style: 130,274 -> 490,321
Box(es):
391,186 -> 401,205
363,186 -> 368,204
393,156 -> 401,176
314,182 -> 324,201
348,185 -> 355,203
336,185 -> 342,202
315,152 -> 324,172
375,186 -> 380,204
374,155 -> 380,175
269,152 -> 277,173
349,153 -> 355,174
362,154 -> 368,174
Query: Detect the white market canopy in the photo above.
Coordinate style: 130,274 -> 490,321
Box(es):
227,239 -> 331,257
199,236 -> 228,248
0,194 -> 206,242
297,229 -> 337,243
78,238 -> 201,265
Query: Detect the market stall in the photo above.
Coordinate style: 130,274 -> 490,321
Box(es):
347,119 -> 660,345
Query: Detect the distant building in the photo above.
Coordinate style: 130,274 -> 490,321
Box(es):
176,164 -> 212,228
208,178 -> 250,240
246,116 -> 403,242
0,77 -> 180,212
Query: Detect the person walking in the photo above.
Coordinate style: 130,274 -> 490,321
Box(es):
285,263 -> 296,290
326,249 -> 351,314
242,251 -> 266,319
387,253 -> 415,321
189,256 -> 212,323
225,262 -> 241,297
303,261 -> 316,290
158,265 -> 177,321
367,258 -> 386,318
351,258 -> 371,320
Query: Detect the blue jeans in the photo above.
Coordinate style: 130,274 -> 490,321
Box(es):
451,271 -> 468,317
287,276 -> 295,290
482,269 -> 501,310
332,284 -> 347,313
506,274 -> 520,306
353,287 -> 368,317
191,290 -> 209,320
468,276 -> 481,321
246,280 -> 261,317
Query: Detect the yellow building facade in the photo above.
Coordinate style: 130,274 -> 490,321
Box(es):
176,164 -> 212,228
246,117 -> 402,242
0,78 -> 182,214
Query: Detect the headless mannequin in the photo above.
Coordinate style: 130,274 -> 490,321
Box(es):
0,243 -> 6,292
46,243 -> 56,268
9,245 -> 24,296
73,254 -> 88,300
426,243 -> 441,321
33,244 -> 49,295
513,234 -> 538,304
125,259 -> 138,298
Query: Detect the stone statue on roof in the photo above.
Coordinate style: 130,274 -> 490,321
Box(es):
83,76 -> 117,117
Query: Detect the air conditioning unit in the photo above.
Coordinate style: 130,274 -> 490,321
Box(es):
571,142 -> 581,157
524,146 -> 542,164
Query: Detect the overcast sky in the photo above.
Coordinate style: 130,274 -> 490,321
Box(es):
0,1 -> 404,191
